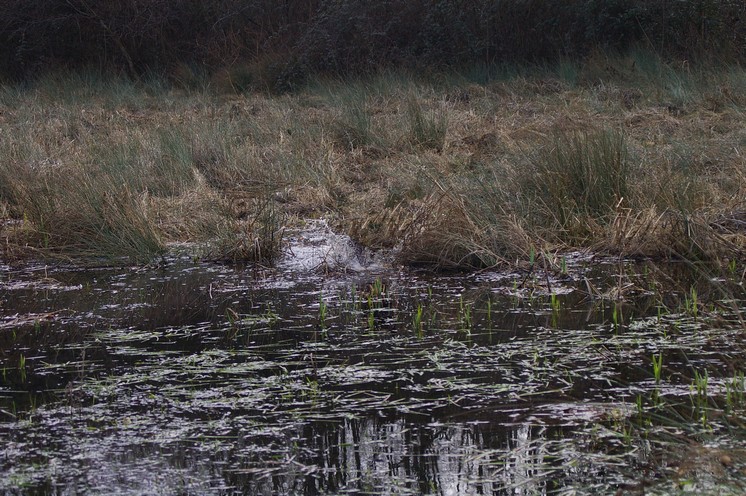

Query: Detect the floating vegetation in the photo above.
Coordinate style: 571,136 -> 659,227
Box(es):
1,249 -> 746,494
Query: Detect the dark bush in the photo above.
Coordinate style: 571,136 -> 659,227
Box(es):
0,0 -> 317,81
0,0 -> 743,83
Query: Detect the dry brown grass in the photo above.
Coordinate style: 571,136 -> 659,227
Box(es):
1,59 -> 745,267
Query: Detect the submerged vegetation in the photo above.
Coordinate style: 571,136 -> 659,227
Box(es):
1,252 -> 746,493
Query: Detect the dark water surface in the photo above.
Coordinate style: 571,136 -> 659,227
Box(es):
1,229 -> 745,495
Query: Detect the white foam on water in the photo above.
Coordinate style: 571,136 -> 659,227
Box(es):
277,219 -> 387,274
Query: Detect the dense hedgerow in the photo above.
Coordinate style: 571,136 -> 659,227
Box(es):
1,1 -> 744,86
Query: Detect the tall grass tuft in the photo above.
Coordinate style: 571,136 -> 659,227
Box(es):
381,158 -> 530,269
3,165 -> 164,262
152,127 -> 196,196
206,196 -> 283,264
457,165 -> 535,264
330,87 -> 379,151
522,129 -> 630,241
406,96 -> 448,152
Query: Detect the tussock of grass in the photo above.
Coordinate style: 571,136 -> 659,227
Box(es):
394,191 -> 515,269
1,165 -> 164,262
406,96 -> 448,152
199,193 -> 284,264
1,54 -> 745,268
333,93 -> 377,151
521,129 -> 630,242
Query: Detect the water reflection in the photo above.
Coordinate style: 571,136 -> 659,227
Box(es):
15,415 -> 605,495
1,246 -> 745,494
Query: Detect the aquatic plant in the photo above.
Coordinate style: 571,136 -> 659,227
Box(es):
371,278 -> 385,299
550,293 -> 560,313
725,372 -> 745,412
652,353 -> 663,385
549,293 -> 561,328
412,303 -> 424,338
318,293 -> 328,330
691,369 -> 710,426
17,354 -> 26,384
366,310 -> 375,333
612,303 -> 621,333
458,296 -> 472,335
684,286 -> 699,319
225,308 -> 239,340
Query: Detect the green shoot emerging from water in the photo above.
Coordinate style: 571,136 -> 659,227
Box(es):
652,353 -> 663,385
319,293 -> 328,329
726,371 -> 745,412
691,369 -> 710,427
367,310 -> 375,333
18,355 -> 26,384
413,303 -> 424,338
684,286 -> 699,319
612,303 -> 622,333
459,296 -> 472,335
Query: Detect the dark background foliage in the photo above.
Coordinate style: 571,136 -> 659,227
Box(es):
1,0 -> 744,85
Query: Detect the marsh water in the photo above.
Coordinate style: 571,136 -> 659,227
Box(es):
1,222 -> 745,495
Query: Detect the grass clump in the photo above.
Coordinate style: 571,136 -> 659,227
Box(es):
334,94 -> 377,151
204,197 -> 283,264
522,129 -> 630,241
0,165 -> 164,262
406,96 -> 448,152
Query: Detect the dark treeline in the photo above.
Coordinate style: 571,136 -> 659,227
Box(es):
2,0 -> 744,88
